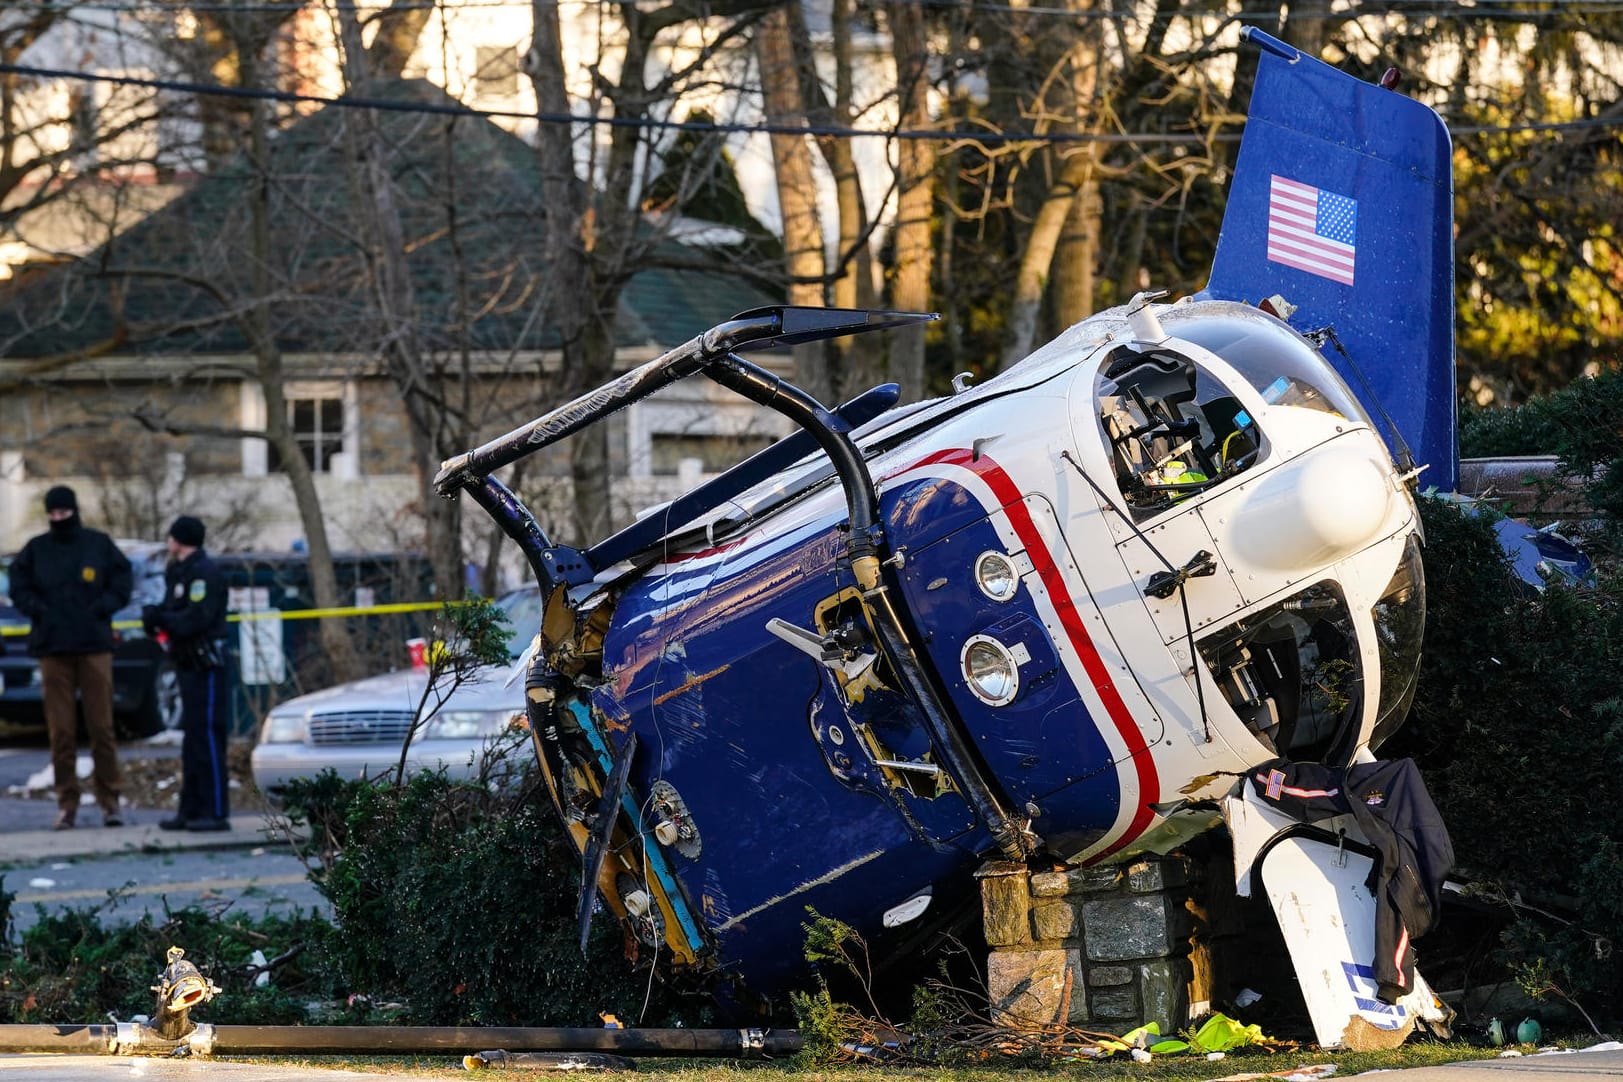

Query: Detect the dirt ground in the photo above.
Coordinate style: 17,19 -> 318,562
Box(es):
9,740 -> 263,810
122,742 -> 263,808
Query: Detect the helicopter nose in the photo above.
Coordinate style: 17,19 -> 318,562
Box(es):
1228,445 -> 1394,571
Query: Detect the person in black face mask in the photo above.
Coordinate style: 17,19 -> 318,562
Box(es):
7,485 -> 133,829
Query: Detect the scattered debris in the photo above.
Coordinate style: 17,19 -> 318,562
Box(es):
463,1050 -> 638,1071
1209,1065 -> 1335,1082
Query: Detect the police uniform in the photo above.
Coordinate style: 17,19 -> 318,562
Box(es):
146,519 -> 231,829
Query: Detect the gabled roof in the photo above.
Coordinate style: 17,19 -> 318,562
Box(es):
0,80 -> 778,360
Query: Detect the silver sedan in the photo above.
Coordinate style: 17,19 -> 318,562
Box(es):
250,587 -> 539,804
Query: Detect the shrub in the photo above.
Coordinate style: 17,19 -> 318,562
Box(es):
282,762 -> 714,1028
1459,399 -> 1568,458
1382,495 -> 1623,1022
0,888 -> 330,1025
1459,370 -> 1623,558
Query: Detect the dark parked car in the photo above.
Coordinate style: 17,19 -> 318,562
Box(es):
0,540 -> 179,740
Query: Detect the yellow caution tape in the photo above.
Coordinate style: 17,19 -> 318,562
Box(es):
0,600 -> 453,637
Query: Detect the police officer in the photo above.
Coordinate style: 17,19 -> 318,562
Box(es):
8,485 -> 132,829
144,515 -> 231,832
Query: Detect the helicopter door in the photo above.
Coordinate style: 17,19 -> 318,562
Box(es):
891,486 -> 1168,809
1111,505 -> 1249,646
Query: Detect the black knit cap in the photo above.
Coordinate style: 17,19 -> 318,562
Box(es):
43,485 -> 77,512
168,515 -> 206,548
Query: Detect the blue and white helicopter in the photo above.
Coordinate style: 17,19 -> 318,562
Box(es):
435,29 -> 1456,1047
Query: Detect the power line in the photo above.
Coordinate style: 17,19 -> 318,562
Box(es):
22,0 -> 1623,19
0,60 -> 1234,144
2,59 -> 1620,143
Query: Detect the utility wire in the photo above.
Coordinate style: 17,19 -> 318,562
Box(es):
20,0 -> 1623,19
0,61 -> 1235,143
4,60 -> 1620,142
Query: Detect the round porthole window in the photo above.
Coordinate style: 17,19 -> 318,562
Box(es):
974,551 -> 1020,602
961,635 -> 1020,706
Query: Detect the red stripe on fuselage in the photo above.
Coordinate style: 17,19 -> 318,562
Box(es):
903,448 -> 1159,859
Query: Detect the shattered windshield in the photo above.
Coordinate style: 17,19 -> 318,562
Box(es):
1198,581 -> 1364,764
1369,535 -> 1426,750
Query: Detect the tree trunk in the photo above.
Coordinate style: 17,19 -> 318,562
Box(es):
810,0 -> 881,395
526,0 -> 623,543
335,0 -> 465,601
885,0 -> 935,401
1050,166 -> 1099,329
756,6 -> 830,403
366,0 -> 433,79
1050,13 -> 1102,330
1000,153 -> 1091,370
240,43 -> 362,683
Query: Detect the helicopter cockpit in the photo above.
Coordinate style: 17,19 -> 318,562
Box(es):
1096,347 -> 1263,518
1094,303 -> 1383,522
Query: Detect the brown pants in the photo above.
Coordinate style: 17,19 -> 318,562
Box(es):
40,652 -> 122,815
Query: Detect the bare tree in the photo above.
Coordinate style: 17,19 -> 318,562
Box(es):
525,0 -> 780,541
885,0 -> 936,395
331,0 -> 467,601
756,5 -> 832,403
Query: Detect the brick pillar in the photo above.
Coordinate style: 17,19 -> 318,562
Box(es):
978,854 -> 1204,1033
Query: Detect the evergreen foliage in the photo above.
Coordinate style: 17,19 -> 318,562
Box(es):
1383,495 -> 1623,1020
281,765 -> 714,1028
1458,370 -> 1623,559
0,886 -> 327,1025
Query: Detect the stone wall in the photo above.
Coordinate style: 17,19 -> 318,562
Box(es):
978,855 -> 1211,1034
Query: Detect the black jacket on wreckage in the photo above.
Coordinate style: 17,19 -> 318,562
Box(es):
1249,758 -> 1455,1003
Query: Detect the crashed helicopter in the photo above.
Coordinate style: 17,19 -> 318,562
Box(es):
434,28 -> 1457,1047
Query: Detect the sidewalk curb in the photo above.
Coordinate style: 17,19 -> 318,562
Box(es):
2,817 -> 306,865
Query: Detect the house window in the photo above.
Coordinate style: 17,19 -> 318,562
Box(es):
474,46 -> 519,99
650,433 -> 772,475
626,388 -> 788,480
241,380 -> 358,479
275,394 -> 345,473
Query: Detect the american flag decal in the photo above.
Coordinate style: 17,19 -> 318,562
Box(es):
1267,175 -> 1357,286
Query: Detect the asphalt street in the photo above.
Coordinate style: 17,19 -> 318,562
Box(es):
3,843 -> 326,932
1,740 -> 327,931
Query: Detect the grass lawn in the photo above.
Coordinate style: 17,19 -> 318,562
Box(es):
218,1036 -> 1570,1078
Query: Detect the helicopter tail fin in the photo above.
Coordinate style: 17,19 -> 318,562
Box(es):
1204,28 -> 1456,491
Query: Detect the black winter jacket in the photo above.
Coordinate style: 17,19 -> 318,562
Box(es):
147,550 -> 228,670
1250,757 -> 1454,1004
8,524 -> 132,656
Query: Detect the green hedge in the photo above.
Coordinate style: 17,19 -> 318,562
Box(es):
1460,371 -> 1623,560
282,765 -> 715,1028
0,889 -> 327,1024
1383,495 -> 1623,1020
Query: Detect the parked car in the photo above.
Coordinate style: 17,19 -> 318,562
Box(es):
0,541 -> 179,739
249,586 -> 540,804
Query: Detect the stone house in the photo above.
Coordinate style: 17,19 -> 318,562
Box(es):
0,81 -> 789,572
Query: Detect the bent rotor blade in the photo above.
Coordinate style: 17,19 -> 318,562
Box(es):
576,732 -> 639,955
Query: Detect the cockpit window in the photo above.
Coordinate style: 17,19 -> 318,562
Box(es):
1197,581 -> 1364,765
1095,347 -> 1262,520
1162,310 -> 1372,426
1368,535 -> 1426,751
